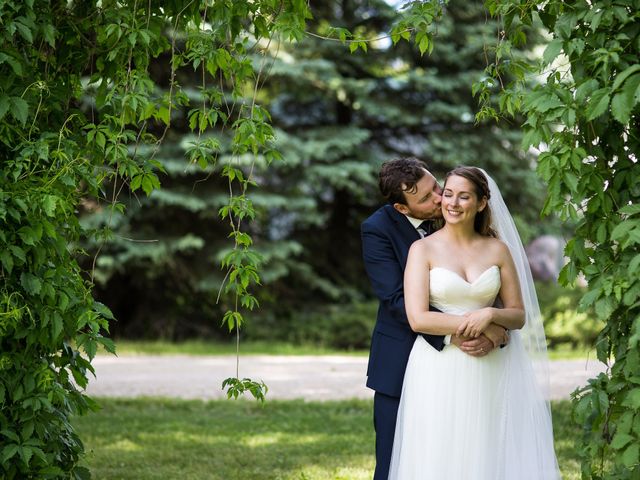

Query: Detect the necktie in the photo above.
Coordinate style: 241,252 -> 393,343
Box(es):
417,221 -> 431,238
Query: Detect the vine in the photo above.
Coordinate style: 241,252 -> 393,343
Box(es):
179,0 -> 311,402
0,0 -> 309,476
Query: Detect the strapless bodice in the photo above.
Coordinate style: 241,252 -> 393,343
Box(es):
429,265 -> 501,315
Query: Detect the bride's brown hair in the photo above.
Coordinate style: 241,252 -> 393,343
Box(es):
445,166 -> 497,238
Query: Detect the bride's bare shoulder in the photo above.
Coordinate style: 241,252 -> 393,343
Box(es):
481,237 -> 513,262
480,236 -> 505,250
410,231 -> 447,255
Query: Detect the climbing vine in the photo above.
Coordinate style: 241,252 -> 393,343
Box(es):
0,0 -> 308,476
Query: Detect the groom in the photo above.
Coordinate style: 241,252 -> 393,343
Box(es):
361,157 -> 507,480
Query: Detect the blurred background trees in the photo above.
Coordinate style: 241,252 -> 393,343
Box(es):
80,0 -> 589,349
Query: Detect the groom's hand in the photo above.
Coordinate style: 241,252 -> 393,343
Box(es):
483,323 -> 509,349
451,334 -> 494,357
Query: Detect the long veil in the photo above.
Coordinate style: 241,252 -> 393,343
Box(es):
480,169 -> 560,478
481,169 -> 551,397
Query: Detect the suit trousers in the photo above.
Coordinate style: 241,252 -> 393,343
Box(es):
373,391 -> 400,480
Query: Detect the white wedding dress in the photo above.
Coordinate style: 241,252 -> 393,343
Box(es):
388,265 -> 561,480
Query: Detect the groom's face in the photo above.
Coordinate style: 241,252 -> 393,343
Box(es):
395,169 -> 443,220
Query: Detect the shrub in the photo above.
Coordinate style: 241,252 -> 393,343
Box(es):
245,302 -> 378,350
536,282 -> 602,349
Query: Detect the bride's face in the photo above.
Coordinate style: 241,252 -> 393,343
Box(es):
441,175 -> 487,225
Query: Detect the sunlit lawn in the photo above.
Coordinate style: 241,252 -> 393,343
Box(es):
74,398 -> 580,479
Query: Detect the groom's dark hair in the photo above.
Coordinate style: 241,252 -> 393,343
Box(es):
379,157 -> 429,205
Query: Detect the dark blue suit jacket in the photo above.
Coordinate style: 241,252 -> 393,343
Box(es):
362,204 -> 445,397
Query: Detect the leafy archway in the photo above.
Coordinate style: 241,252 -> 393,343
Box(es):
1,0 -> 637,477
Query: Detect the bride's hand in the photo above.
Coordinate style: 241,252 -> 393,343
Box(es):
457,308 -> 494,338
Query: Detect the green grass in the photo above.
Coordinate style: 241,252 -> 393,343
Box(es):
552,400 -> 583,479
547,343 -> 597,361
107,339 -> 369,356
108,339 -> 593,360
74,398 -> 581,479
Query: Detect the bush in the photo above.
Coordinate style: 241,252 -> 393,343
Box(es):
536,281 -> 602,349
244,302 -> 378,350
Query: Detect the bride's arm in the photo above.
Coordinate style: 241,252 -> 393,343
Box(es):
457,242 -> 525,338
404,241 -> 463,335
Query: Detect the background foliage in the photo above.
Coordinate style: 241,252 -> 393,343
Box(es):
83,0 -> 564,345
536,283 -> 602,350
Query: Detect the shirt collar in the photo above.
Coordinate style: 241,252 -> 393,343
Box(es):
405,215 -> 425,230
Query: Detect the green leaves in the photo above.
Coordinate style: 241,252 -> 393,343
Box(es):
612,65 -> 640,91
542,38 -> 563,65
0,1 -> 191,476
188,108 -> 220,133
575,79 -> 600,103
130,171 -> 161,196
8,97 -> 28,126
622,443 -> 639,469
42,195 -> 58,217
349,40 -> 368,54
611,69 -> 640,125
13,15 -> 36,43
621,204 -> 640,216
0,52 -> 23,76
222,377 -> 268,402
19,273 -> 42,296
586,87 -> 610,121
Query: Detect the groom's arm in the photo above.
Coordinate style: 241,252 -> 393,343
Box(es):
361,223 -> 409,325
361,222 -> 445,350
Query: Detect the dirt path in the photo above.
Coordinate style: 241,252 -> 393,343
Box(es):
84,354 -> 607,401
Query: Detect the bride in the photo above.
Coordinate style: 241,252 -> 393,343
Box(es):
388,167 -> 560,479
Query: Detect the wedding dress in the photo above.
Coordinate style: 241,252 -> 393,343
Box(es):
388,265 -> 561,480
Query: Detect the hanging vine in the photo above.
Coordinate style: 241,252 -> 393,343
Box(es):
0,0 -> 309,476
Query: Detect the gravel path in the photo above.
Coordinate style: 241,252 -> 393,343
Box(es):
84,354 -> 607,401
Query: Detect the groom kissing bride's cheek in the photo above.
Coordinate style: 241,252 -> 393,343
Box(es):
361,157 -> 559,480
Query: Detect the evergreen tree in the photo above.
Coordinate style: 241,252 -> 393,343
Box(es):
86,0 -> 552,342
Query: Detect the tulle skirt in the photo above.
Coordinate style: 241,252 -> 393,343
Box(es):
388,334 -> 560,480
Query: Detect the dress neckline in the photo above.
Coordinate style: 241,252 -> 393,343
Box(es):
430,265 -> 499,285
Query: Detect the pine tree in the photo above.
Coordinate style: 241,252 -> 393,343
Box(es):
85,0 -> 553,342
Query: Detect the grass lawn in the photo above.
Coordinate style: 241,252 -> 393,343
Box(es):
109,338 -> 593,360
108,339 -> 368,357
74,398 -> 580,479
